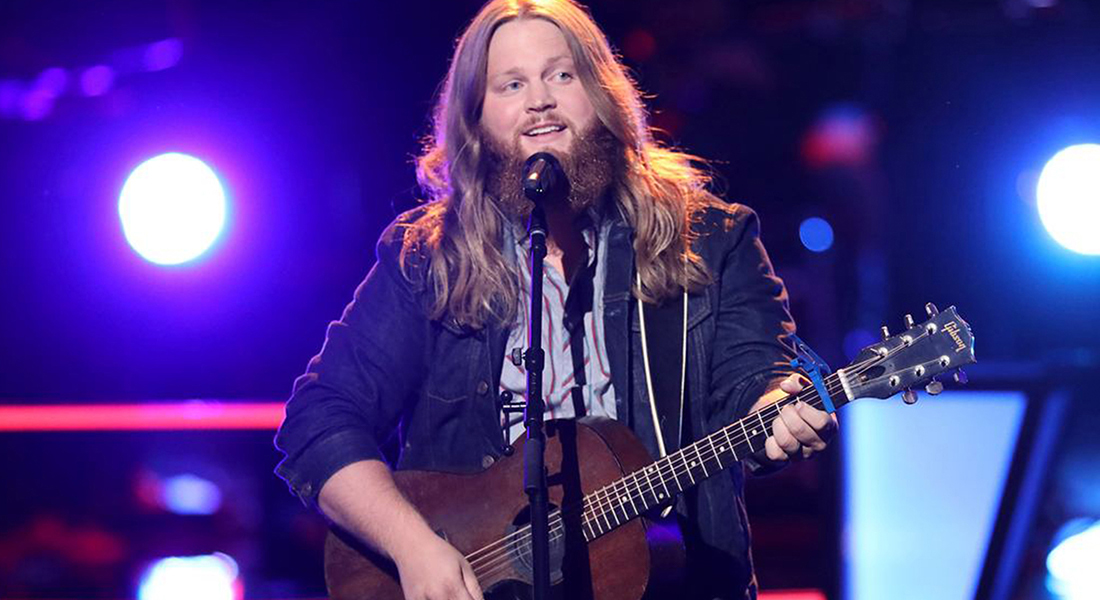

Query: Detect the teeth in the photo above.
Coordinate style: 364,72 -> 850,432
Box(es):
525,125 -> 564,136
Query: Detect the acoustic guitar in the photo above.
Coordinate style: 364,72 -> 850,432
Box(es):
325,305 -> 975,600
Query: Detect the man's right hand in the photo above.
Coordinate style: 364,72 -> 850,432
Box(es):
317,460 -> 484,600
392,532 -> 483,600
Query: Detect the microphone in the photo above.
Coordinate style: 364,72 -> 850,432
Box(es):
522,152 -> 569,205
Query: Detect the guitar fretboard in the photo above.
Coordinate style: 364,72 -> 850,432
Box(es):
572,374 -> 851,540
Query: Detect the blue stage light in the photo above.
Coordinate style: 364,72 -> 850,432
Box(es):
1047,520 -> 1100,599
119,153 -> 227,265
799,217 -> 835,253
138,553 -> 240,600
1037,144 -> 1100,255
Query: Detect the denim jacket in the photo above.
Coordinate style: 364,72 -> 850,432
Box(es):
274,201 -> 797,598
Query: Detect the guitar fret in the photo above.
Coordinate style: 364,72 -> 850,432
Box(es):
738,419 -> 753,453
682,452 -> 696,485
643,467 -> 658,507
669,455 -> 687,492
624,481 -> 639,516
610,481 -> 629,523
709,435 -> 723,469
657,461 -> 672,501
754,411 -> 767,440
695,443 -> 709,478
598,488 -> 613,531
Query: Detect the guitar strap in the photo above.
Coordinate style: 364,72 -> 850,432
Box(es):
637,273 -> 689,456
562,246 -> 598,419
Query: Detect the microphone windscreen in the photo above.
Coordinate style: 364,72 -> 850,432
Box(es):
522,152 -> 568,204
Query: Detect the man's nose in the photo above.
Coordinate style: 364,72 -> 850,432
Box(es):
525,81 -> 556,113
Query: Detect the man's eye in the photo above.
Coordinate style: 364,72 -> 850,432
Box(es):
553,71 -> 574,82
502,81 -> 522,92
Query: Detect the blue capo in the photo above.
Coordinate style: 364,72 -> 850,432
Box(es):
789,334 -> 836,414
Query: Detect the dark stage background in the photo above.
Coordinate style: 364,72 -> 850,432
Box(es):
1,1 -> 1098,599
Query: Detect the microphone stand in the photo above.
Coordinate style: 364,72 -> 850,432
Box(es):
523,202 -> 552,600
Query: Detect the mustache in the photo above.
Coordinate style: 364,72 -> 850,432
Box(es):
515,113 -> 573,136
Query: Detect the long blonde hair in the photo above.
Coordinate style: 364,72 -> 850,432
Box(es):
404,0 -> 720,329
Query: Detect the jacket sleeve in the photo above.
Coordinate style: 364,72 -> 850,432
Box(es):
704,204 -> 798,435
273,217 -> 429,508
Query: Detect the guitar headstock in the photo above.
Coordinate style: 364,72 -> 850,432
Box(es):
843,304 -> 975,404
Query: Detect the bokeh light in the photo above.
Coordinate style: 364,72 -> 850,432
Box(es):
799,216 -> 835,253
137,553 -> 241,600
119,153 -> 227,265
1047,519 -> 1100,599
163,474 -> 223,516
1036,144 -> 1100,256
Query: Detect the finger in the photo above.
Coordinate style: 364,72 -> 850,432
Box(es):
795,402 -> 838,442
780,404 -> 825,451
764,435 -> 788,462
771,411 -> 802,456
779,374 -> 804,394
461,560 -> 484,600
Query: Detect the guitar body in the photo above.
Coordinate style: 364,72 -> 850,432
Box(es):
324,417 -> 686,600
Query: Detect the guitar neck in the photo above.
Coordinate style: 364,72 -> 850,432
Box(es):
573,372 -> 851,541
464,371 -> 856,572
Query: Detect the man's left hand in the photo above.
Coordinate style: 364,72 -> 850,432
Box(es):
756,374 -> 838,462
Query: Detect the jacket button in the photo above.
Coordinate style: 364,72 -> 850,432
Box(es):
476,380 -> 490,395
481,454 -> 496,468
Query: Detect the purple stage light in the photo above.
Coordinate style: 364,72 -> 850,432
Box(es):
143,38 -> 184,72
119,153 -> 228,266
35,67 -> 68,97
80,65 -> 115,97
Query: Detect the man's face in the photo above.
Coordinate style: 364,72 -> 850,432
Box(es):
481,18 -> 598,161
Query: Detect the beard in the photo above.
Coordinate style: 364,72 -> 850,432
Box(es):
483,122 -> 622,221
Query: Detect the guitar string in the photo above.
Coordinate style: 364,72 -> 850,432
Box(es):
471,344 -> 951,583
468,382 -> 840,582
465,336 -> 934,577
463,347 -> 891,576
537,334 -> 940,547
469,378 -> 852,581
466,374 -> 848,577
465,370 -> 851,578
463,351 -> 875,568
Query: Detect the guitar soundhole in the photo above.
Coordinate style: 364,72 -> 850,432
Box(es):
484,504 -> 567,600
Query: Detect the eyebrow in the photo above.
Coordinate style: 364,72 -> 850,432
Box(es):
490,54 -> 574,80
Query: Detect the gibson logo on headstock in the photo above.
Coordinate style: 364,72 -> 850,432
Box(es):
944,320 -> 967,353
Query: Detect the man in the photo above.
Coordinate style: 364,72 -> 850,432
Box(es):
275,1 -> 837,599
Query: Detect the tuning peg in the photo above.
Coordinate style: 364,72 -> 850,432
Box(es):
881,325 -> 890,340
904,314 -> 915,328
902,389 -> 919,405
954,369 -> 968,385
925,302 -> 939,317
925,378 -> 944,395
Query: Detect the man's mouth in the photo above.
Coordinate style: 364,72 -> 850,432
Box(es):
523,124 -> 566,137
